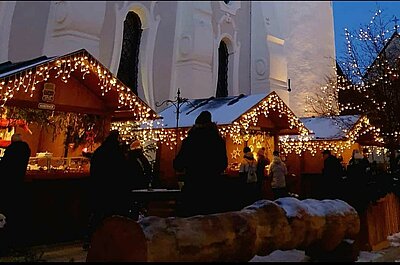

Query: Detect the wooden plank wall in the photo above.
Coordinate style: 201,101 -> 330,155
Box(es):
361,193 -> 400,251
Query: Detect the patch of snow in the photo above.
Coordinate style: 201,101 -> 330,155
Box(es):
249,250 -> 309,262
356,251 -> 383,262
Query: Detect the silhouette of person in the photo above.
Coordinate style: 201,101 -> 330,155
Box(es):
0,133 -> 31,250
256,147 -> 270,200
173,111 -> 228,216
321,149 -> 343,199
84,130 -> 128,249
126,140 -> 152,190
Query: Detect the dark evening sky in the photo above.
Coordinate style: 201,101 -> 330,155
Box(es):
333,1 -> 400,57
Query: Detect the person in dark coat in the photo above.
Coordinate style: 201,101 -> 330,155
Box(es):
173,110 -> 228,217
0,133 -> 31,250
256,147 -> 270,200
126,140 -> 153,190
346,149 -> 370,212
321,149 -> 343,199
84,130 -> 128,249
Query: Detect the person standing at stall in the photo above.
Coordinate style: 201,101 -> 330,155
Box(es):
126,140 -> 153,190
126,140 -> 153,220
173,111 -> 228,217
269,150 -> 288,200
256,147 -> 270,200
239,146 -> 258,206
0,133 -> 31,251
84,130 -> 128,250
321,149 -> 343,200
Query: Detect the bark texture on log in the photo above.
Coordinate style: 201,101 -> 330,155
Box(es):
87,198 -> 360,262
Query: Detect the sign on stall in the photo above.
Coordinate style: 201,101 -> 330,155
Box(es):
38,102 -> 55,110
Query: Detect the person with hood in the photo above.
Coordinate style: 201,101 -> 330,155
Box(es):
239,146 -> 259,206
268,150 -> 288,200
0,133 -> 31,251
173,111 -> 228,216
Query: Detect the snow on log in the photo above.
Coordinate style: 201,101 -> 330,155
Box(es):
87,198 -> 360,262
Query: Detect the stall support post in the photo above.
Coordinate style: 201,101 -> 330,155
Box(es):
273,132 -> 279,152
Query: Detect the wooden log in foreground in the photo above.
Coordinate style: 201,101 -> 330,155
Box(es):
87,198 -> 360,262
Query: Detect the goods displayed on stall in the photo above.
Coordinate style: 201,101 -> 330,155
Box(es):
0,49 -> 158,179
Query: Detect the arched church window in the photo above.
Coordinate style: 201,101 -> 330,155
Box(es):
223,0 -> 231,4
117,11 -> 142,95
216,41 -> 229,98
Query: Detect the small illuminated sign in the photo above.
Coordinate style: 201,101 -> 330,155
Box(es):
42,83 -> 55,102
38,102 -> 55,110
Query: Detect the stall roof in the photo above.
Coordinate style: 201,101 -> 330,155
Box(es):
281,115 -> 384,146
156,91 -> 309,135
300,115 -> 360,140
159,93 -> 266,128
0,49 -> 158,121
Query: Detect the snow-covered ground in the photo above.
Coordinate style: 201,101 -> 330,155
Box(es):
249,249 -> 384,262
249,233 -> 400,262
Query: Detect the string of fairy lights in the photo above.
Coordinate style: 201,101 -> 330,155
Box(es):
112,92 -> 310,152
0,49 -> 156,122
304,9 -> 400,156
279,116 -> 384,157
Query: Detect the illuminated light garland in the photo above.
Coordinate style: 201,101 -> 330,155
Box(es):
0,49 -> 157,123
279,115 -> 384,156
112,92 -> 309,150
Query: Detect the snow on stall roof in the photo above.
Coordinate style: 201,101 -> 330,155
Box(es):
155,93 -> 267,129
0,57 -> 55,78
282,115 -> 361,140
300,115 -> 360,139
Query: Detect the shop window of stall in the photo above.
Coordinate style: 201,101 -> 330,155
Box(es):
216,41 -> 229,98
117,11 -> 142,95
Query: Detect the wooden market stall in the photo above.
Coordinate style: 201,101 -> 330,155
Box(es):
0,49 -> 157,245
279,114 -> 395,251
132,92 -> 309,196
279,115 -> 385,198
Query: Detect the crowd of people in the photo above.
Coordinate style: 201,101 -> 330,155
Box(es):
84,130 -> 153,249
173,110 -> 289,217
0,111 -> 389,254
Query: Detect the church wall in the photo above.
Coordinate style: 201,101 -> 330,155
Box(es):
256,1 -> 289,103
170,2 -> 214,100
98,1 -> 119,68
3,1 -> 336,118
8,1 -> 51,62
42,1 -> 107,59
0,1 -> 17,62
235,2 -> 251,96
152,1 -> 178,111
283,1 -> 336,117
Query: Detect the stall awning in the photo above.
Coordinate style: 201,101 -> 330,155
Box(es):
0,49 -> 158,122
299,115 -> 383,146
279,115 -> 384,156
156,91 -> 309,136
300,115 -> 360,140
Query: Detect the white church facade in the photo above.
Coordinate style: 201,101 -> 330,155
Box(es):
0,1 -> 336,116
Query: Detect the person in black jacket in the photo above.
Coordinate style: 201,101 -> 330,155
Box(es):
84,130 -> 128,250
0,133 -> 31,250
126,140 -> 153,190
321,149 -> 343,199
173,111 -> 228,216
